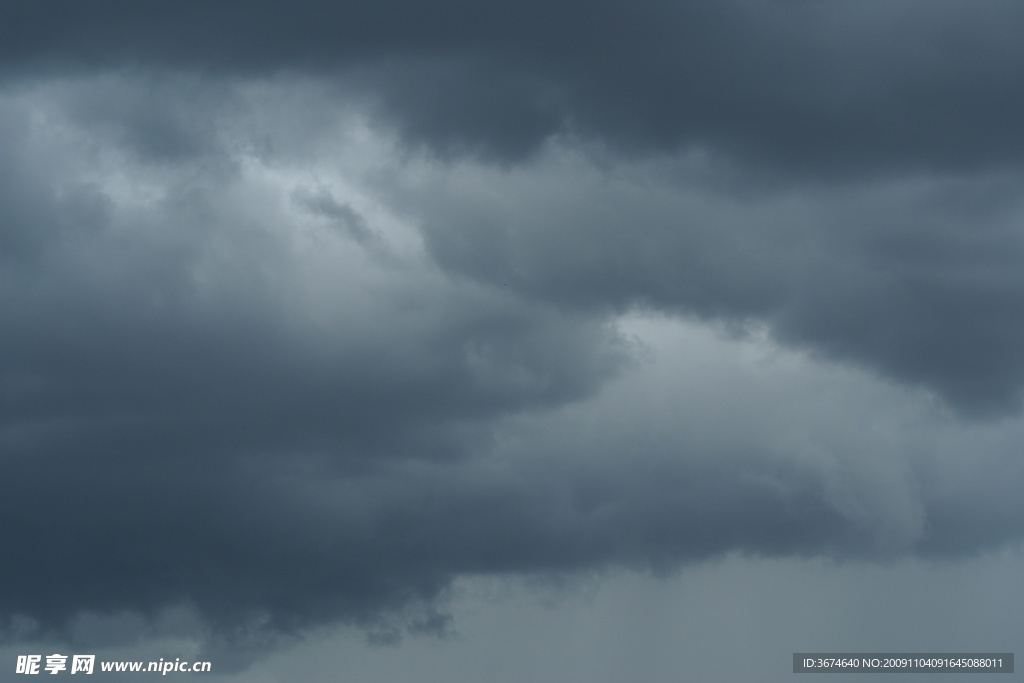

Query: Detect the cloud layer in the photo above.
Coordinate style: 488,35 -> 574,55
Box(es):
3,0 -> 1024,657
5,0 -> 1024,171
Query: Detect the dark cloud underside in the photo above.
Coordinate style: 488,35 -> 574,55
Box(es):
3,0 -> 1024,658
4,1 -> 1024,171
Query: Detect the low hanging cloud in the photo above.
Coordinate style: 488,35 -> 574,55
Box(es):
1,84 -> 632,638
3,0 -> 1024,172
401,150 -> 1024,414
3,0 -> 1024,659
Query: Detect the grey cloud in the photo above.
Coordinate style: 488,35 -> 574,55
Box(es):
53,74 -> 233,164
404,155 -> 1024,414
6,143 -> 1023,646
4,5 -> 1024,665
0,90 -> 633,640
293,188 -> 379,246
4,1 -> 1024,173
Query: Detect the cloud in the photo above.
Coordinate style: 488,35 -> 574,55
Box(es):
402,149 -> 1024,413
4,1 -> 1024,172
3,3 -> 1024,662
0,83 -> 632,639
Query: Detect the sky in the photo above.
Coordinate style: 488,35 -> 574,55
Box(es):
2,1 -> 1024,680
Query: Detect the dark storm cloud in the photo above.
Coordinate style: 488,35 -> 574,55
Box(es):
0,88 -> 631,638
0,182 -> 622,469
4,0 -> 1024,172
406,156 -> 1024,414
8,0 -> 1022,408
5,0 -> 1024,660
0,427 -> 849,637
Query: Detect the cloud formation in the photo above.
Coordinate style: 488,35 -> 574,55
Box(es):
3,1 -> 1024,659
4,0 -> 1024,171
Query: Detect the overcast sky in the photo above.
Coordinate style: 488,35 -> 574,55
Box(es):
3,1 -> 1024,681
